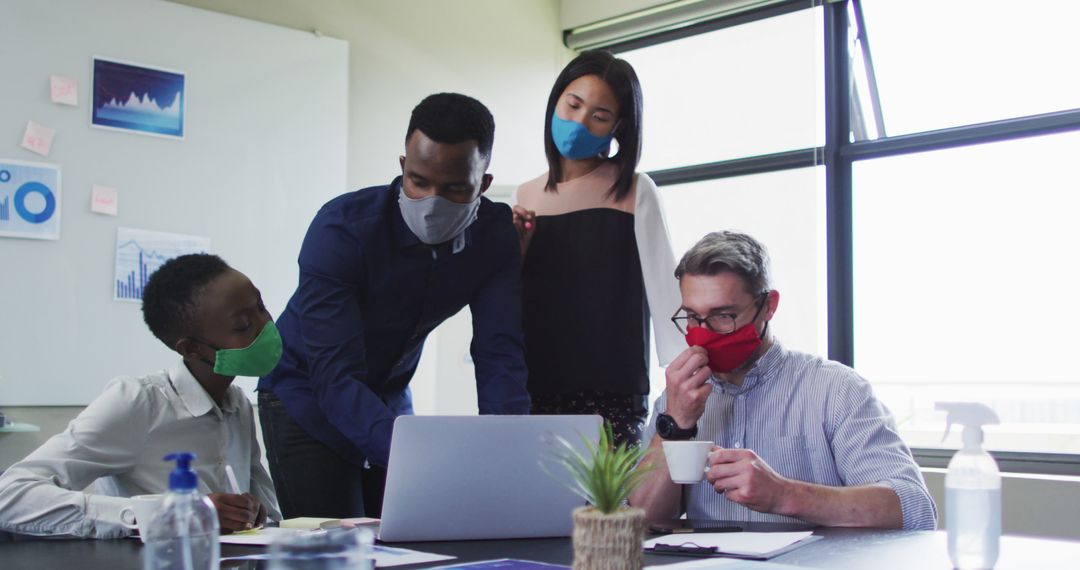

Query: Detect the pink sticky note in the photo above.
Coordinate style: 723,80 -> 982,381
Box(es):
91,185 -> 119,216
21,121 -> 55,157
50,75 -> 78,106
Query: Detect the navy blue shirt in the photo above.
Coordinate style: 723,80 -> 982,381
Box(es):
259,178 -> 530,467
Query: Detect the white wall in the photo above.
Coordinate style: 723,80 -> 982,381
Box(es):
170,0 -> 568,191
1,0 -> 348,406
161,0 -> 573,416
1,0 -> 570,463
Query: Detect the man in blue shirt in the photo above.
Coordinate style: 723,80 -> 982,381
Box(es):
630,231 -> 936,530
258,93 -> 530,519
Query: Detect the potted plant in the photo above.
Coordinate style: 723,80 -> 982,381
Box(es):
546,423 -> 653,570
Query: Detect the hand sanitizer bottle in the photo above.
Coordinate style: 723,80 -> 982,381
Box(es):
936,402 -> 1001,570
143,452 -> 220,570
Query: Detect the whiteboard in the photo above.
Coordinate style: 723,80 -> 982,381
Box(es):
0,0 -> 348,405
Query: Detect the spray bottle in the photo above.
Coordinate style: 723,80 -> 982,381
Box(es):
936,402 -> 1001,570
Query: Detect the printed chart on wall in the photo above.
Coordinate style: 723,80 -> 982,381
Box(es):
0,159 -> 61,240
114,227 -> 210,302
92,57 -> 185,139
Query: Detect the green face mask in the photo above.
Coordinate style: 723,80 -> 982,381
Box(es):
192,321 -> 283,377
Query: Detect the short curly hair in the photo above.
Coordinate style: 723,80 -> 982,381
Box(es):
406,92 -> 495,159
141,253 -> 230,347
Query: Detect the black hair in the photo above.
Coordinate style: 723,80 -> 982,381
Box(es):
544,50 -> 643,202
406,92 -> 495,160
141,253 -> 231,348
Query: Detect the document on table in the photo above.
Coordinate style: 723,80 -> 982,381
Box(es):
220,528 -> 455,567
645,559 -> 809,570
371,544 -> 456,567
644,531 -> 820,560
219,526 -> 302,545
427,559 -> 570,569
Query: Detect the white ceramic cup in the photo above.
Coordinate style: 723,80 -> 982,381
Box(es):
119,494 -> 163,542
662,440 -> 715,484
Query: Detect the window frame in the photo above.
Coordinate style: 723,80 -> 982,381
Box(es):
602,0 -> 1080,475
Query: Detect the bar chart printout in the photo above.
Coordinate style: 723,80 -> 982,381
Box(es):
114,227 -> 210,302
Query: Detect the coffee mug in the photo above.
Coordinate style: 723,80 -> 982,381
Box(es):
119,494 -> 163,542
662,440 -> 715,484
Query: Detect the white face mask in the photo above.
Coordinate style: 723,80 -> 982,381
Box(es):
398,186 -> 480,245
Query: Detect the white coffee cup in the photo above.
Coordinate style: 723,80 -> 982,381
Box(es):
119,494 -> 163,542
662,441 -> 715,484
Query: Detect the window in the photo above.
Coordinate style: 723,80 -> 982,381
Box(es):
853,133 -> 1080,455
855,0 -> 1080,138
647,167 -> 827,398
620,6 -> 823,171
659,168 -> 827,355
611,0 -> 1080,469
616,4 -> 826,400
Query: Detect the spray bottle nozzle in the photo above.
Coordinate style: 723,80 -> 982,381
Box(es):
164,452 -> 198,491
936,402 -> 999,449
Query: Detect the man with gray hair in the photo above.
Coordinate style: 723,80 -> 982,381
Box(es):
630,231 -> 935,530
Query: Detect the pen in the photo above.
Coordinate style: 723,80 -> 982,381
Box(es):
668,526 -> 742,534
225,464 -> 256,531
652,543 -> 719,555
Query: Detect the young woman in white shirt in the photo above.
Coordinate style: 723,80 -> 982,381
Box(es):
512,50 -> 682,447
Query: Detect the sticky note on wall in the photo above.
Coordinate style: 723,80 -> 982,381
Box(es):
91,184 -> 118,216
50,75 -> 78,106
21,121 -> 55,157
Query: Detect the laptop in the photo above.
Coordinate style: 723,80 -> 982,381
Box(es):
377,414 -> 602,542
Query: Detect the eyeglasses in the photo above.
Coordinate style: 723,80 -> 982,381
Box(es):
671,292 -> 769,335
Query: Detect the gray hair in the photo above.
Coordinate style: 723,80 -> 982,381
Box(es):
674,231 -> 772,294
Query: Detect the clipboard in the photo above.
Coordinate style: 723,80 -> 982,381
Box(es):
644,533 -> 823,560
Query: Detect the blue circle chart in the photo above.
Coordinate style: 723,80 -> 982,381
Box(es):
14,181 -> 57,224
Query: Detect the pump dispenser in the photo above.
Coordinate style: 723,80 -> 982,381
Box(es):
143,452 -> 219,570
936,402 -> 1001,569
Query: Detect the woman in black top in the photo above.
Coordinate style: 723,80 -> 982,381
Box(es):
512,50 -> 682,447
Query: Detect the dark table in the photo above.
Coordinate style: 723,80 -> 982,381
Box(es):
2,528 -> 1078,569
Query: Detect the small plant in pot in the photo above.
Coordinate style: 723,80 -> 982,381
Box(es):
545,422 -> 653,570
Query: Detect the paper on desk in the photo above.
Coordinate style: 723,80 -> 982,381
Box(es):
220,543 -> 454,568
427,559 -> 569,569
279,516 -> 338,529
220,526 -> 304,545
644,531 -> 814,556
370,545 -> 455,567
645,559 -> 808,570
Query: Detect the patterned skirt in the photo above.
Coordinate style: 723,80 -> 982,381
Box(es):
530,391 -> 649,448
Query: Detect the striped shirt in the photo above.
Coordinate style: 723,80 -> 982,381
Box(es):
644,342 -> 937,530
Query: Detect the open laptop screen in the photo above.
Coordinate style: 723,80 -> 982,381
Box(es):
378,415 -> 602,542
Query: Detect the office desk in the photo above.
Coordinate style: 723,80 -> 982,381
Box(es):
2,529 -> 1078,569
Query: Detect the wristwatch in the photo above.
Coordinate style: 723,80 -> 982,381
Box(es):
656,413 -> 698,440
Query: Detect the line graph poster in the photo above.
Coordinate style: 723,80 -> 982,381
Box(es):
114,227 -> 210,302
92,57 -> 185,139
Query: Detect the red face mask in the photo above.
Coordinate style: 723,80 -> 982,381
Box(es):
685,323 -> 763,373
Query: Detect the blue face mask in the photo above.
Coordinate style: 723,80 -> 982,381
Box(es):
550,114 -> 614,160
